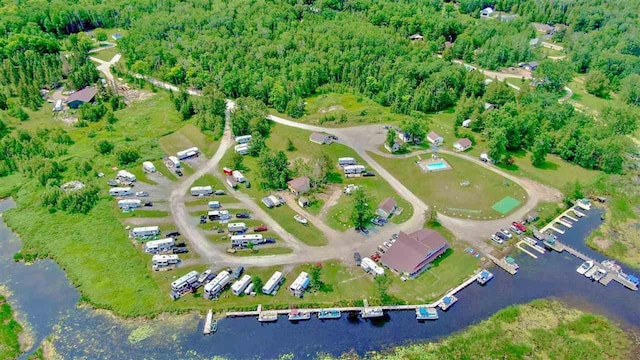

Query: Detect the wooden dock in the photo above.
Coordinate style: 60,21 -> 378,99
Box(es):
516,241 -> 538,259
487,255 -> 518,275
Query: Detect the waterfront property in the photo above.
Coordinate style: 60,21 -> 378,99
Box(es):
204,270 -> 232,299
380,229 -> 449,278
289,272 -> 310,297
262,271 -> 284,295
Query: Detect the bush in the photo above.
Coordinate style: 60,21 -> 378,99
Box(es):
116,147 -> 140,166
95,140 -> 114,155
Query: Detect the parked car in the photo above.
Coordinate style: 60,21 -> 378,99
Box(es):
392,233 -> 399,240
390,238 -> 396,244
175,169 -> 183,176
173,247 -> 189,254
175,241 -> 187,248
354,252 -> 362,266
165,231 -> 180,238
107,180 -> 118,187
362,172 -> 375,177
217,228 -> 225,233
377,245 -> 386,253
135,191 -> 149,197
200,216 -> 207,224
509,224 -> 522,235
265,237 -> 276,244
512,221 -> 527,232
214,190 -> 226,195
371,253 -> 381,261
254,225 -> 268,232
490,234 -> 504,244
371,218 -> 385,226
383,241 -> 392,248
495,231 -> 508,241
245,181 -> 251,188
236,212 -> 251,219
357,226 -> 369,235
499,229 -> 513,239
144,201 -> 153,207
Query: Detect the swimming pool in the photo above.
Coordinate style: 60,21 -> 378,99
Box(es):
426,161 -> 449,171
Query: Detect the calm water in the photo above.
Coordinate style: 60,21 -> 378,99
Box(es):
1,200 -> 638,359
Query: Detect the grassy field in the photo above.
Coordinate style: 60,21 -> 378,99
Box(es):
279,92 -> 414,128
158,123 -> 220,157
371,152 -> 527,219
0,295 -> 23,360
569,78 -> 617,115
323,300 -> 633,360
91,46 -> 120,62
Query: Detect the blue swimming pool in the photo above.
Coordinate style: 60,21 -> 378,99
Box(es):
426,161 -> 449,170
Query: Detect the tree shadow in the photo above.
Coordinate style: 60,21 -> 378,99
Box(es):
534,160 -> 559,171
429,248 -> 454,269
327,172 -> 343,184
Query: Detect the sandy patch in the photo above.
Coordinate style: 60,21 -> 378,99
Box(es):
318,105 -> 345,114
592,236 -> 613,251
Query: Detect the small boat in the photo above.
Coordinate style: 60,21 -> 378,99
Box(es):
439,295 -> 458,311
210,319 -> 218,333
288,309 -> 311,321
361,307 -> 384,318
576,260 -> 594,275
258,311 -> 278,322
415,306 -> 439,320
294,214 -> 308,225
476,270 -> 494,285
585,266 -> 599,279
318,309 -> 342,319
593,268 -> 607,282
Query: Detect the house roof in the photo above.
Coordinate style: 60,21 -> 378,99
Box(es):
381,229 -> 448,274
409,34 -> 424,40
66,87 -> 97,103
527,61 -> 539,68
309,132 -> 328,143
455,138 -> 472,148
532,23 -> 555,33
287,176 -> 310,191
378,197 -> 397,214
427,131 -> 442,141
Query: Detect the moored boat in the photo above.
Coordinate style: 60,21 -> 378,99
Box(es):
476,270 -> 494,285
593,268 -> 608,282
318,309 -> 342,319
585,266 -> 599,279
294,214 -> 308,225
258,311 -> 278,322
415,306 -> 439,320
361,307 -> 384,318
288,309 -> 311,321
438,295 -> 458,311
576,260 -> 594,275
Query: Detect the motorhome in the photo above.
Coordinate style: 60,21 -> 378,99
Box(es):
234,135 -> 252,144
118,199 -> 141,209
176,147 -> 200,160
343,165 -> 366,174
204,270 -> 232,299
143,238 -> 175,254
190,186 -> 213,196
130,226 -> 160,238
338,157 -> 357,166
171,271 -> 199,292
227,222 -> 247,232
289,272 -> 310,297
142,161 -> 156,173
152,254 -> 180,268
262,271 -> 284,295
231,274 -> 252,296
53,99 -> 63,112
231,234 -> 264,248
361,257 -> 384,276
117,170 -> 137,182
109,187 -> 132,197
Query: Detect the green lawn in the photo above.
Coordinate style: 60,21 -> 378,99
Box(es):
158,124 -> 219,158
115,209 -> 169,219
277,92 -> 414,128
371,152 -> 527,219
568,79 -> 617,115
91,46 -> 120,62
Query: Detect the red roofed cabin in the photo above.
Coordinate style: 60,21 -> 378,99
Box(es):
287,176 -> 311,196
66,87 -> 98,109
380,229 -> 449,277
377,197 -> 397,219
453,138 -> 472,152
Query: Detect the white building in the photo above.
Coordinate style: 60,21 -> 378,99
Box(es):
131,226 -> 160,238
168,156 -> 181,168
231,234 -> 264,248
143,238 -> 175,254
234,144 -> 249,155
176,147 -> 200,160
118,199 -> 141,209
231,274 -> 252,296
289,271 -> 310,297
171,271 -> 199,292
190,186 -> 213,196
262,271 -> 284,295
204,270 -> 232,299
234,135 -> 252,144
361,257 -> 385,276
227,222 -> 247,232
338,157 -> 357,166
232,170 -> 246,183
142,161 -> 156,173
152,254 -> 180,268
109,187 -> 132,197
117,170 -> 137,182
344,165 -> 366,174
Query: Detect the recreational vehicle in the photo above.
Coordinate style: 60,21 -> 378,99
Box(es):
343,165 -> 366,174
361,257 -> 384,276
204,270 -> 232,299
190,186 -> 213,196
208,201 -> 221,209
243,283 -> 255,295
171,271 -> 199,292
338,157 -> 357,166
117,170 -> 137,182
208,210 -> 230,221
234,135 -> 252,144
232,170 -> 246,183
289,272 -> 310,297
152,254 -> 180,268
109,187 -> 132,197
142,161 -> 156,173
53,99 -> 63,112
131,226 -> 160,238
143,238 -> 175,254
227,222 -> 247,232
176,147 -> 200,160
168,156 -> 181,168
231,274 -> 252,296
118,199 -> 141,209
234,144 -> 249,155
262,271 -> 284,295
231,234 -> 264,248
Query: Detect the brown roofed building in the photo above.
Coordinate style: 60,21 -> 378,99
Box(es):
453,138 -> 472,152
66,87 -> 98,109
287,176 -> 311,196
377,197 -> 397,219
380,229 -> 449,277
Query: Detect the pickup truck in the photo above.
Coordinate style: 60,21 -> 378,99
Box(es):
254,225 -> 268,232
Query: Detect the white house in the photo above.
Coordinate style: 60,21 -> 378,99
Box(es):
385,140 -> 401,153
454,138 -> 473,152
427,131 -> 444,145
142,161 -> 156,173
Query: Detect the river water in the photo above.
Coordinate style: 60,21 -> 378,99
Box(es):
1,199 -> 638,359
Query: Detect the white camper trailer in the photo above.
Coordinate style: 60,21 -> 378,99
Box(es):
117,170 -> 137,182
234,144 -> 249,155
53,99 -> 63,112
109,187 -> 132,197
227,222 -> 247,232
168,156 -> 181,168
234,135 -> 252,144
130,226 -> 160,238
142,161 -> 156,173
171,271 -> 199,292
152,254 -> 180,268
232,170 -> 246,183
204,270 -> 232,299
176,147 -> 200,160
143,238 -> 175,254
231,274 -> 252,296
343,165 -> 366,174
262,271 -> 284,295
118,199 -> 141,209
289,272 -> 310,297
338,157 -> 357,166
190,186 -> 213,196
230,234 -> 263,248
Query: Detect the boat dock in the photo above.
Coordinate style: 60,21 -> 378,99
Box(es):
516,241 -> 538,259
203,309 -> 214,335
487,254 -> 519,275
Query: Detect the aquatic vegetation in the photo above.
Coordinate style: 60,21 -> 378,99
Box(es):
127,325 -> 154,344
0,294 -> 23,359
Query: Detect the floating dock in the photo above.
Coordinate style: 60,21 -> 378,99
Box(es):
318,309 -> 341,319
488,254 -> 519,275
438,295 -> 458,311
203,309 -> 214,335
476,270 -> 494,285
415,307 -> 439,320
